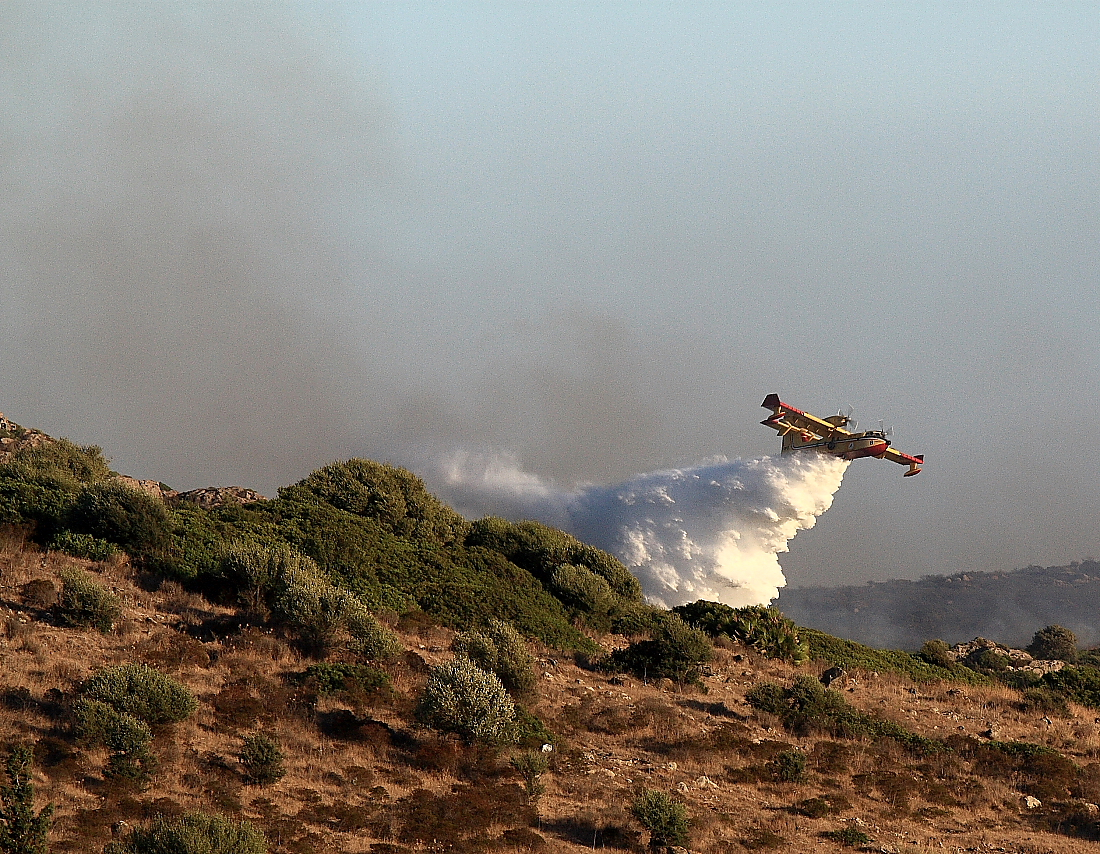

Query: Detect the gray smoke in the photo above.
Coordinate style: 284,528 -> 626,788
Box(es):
0,4 -> 429,491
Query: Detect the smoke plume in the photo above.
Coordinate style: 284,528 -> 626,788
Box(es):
431,451 -> 850,607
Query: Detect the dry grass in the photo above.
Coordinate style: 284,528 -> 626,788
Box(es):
4,542 -> 1100,852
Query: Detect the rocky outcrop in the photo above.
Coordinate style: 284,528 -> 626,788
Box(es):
0,413 -> 54,463
949,637 -> 1066,676
174,486 -> 265,508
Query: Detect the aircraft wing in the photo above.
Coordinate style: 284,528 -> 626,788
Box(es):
760,393 -> 850,440
880,446 -> 924,477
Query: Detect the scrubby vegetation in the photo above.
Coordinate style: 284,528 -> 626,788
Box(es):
453,619 -> 537,696
8,413 -> 1100,851
56,567 -> 122,633
673,601 -> 809,663
605,613 -> 714,684
104,812 -> 266,854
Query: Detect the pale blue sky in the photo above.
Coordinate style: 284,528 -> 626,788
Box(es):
3,3 -> 1099,587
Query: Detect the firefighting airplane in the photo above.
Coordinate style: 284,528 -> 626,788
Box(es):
761,394 -> 924,477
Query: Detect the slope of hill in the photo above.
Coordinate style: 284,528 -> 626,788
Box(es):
779,563 -> 1100,651
6,414 -> 1100,852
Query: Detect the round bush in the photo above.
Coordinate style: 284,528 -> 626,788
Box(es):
453,619 -> 535,695
767,749 -> 808,782
417,655 -> 517,744
1028,625 -> 1078,662
83,663 -> 197,726
58,566 -> 122,633
239,733 -> 286,785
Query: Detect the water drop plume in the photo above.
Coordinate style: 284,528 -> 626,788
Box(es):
429,451 -> 849,607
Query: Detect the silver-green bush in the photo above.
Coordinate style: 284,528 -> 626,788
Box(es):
219,543 -> 402,659
57,567 -> 122,633
453,619 -> 535,695
416,656 -> 517,745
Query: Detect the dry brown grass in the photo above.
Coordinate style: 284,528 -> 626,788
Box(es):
5,542 -> 1100,852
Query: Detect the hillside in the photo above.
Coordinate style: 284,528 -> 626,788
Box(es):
5,415 -> 1100,852
779,564 -> 1100,651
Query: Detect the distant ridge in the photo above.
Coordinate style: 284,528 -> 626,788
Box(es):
777,561 -> 1100,650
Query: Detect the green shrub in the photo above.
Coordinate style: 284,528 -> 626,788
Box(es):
629,788 -> 689,850
767,749 -> 807,782
0,744 -> 53,854
917,639 -> 954,669
453,619 -> 536,695
239,733 -> 286,785
73,698 -> 152,752
343,600 -> 403,661
744,682 -> 789,716
606,613 -> 714,684
467,517 -> 643,604
57,567 -> 122,632
673,601 -> 808,663
1043,665 -> 1100,709
50,530 -> 118,561
820,827 -> 872,848
219,542 -> 400,659
417,656 -> 517,745
0,440 -> 111,537
746,675 -> 945,755
83,663 -> 197,726
104,812 -> 267,854
1029,625 -> 1078,662
67,481 -> 169,555
74,698 -> 157,783
2,438 -> 111,486
300,663 -> 393,697
217,541 -> 300,619
278,459 -> 471,545
966,648 -> 1011,673
272,561 -> 355,656
548,564 -> 619,631
511,750 -> 550,804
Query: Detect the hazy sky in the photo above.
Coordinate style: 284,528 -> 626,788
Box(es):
3,3 -> 1099,589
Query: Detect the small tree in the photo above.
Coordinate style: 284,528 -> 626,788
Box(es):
1028,625 -> 1078,662
917,639 -> 954,669
0,745 -> 53,854
629,788 -> 689,850
510,750 -> 550,806
607,613 -> 714,684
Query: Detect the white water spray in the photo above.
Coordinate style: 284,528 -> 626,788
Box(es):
430,452 -> 849,608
